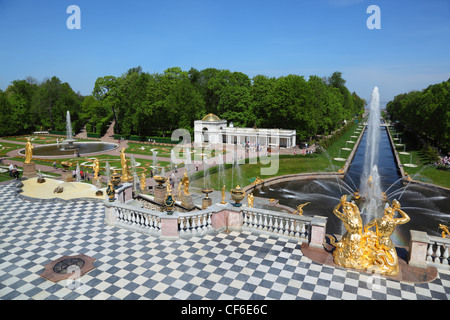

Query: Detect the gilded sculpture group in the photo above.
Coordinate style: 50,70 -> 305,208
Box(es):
329,194 -> 410,276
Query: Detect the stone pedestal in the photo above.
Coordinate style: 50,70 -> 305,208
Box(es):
22,162 -> 37,178
408,230 -> 429,269
92,177 -> 102,189
310,216 -> 328,249
154,186 -> 167,204
202,197 -> 212,209
181,193 -> 195,209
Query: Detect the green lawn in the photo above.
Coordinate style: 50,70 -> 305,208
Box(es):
390,127 -> 450,189
191,122 -> 364,191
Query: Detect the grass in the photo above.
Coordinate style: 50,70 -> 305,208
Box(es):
191,122 -> 364,191
390,127 -> 450,189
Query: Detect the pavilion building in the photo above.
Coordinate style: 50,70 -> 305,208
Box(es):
194,113 -> 296,148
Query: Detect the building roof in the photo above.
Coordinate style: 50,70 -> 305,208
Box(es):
201,113 -> 221,122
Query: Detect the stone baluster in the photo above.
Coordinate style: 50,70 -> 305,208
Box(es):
434,244 -> 442,264
257,213 -> 263,230
426,243 -> 434,262
179,217 -> 185,236
268,216 -> 273,233
443,245 -> 449,266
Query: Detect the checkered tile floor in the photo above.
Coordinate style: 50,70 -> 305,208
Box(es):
0,183 -> 449,300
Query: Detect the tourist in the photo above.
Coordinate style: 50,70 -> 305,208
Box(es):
12,165 -> 20,179
8,163 -> 14,177
53,161 -> 57,169
80,170 -> 84,180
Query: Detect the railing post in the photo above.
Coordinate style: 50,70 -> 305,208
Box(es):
160,213 -> 179,240
309,216 -> 327,248
104,201 -> 116,226
408,230 -> 429,269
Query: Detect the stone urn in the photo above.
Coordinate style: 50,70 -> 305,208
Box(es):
201,188 -> 213,199
231,185 -> 246,207
61,161 -> 71,171
154,175 -> 167,188
201,188 -> 214,209
110,170 -> 122,188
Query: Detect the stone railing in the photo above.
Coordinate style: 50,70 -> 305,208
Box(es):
105,201 -> 162,238
408,230 -> 450,270
426,235 -> 450,269
105,198 -> 328,247
241,207 -> 313,243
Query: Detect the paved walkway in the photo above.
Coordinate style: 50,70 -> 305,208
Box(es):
0,182 -> 448,301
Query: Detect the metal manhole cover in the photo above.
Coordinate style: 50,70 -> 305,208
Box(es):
40,254 -> 96,283
52,258 -> 85,274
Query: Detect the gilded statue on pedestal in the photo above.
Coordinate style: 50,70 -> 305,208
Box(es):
25,139 -> 34,164
221,185 -> 226,204
93,158 -> 100,179
140,173 -> 146,191
120,148 -> 130,182
247,193 -> 254,208
181,170 -> 190,195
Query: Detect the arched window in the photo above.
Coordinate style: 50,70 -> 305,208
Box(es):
202,127 -> 209,143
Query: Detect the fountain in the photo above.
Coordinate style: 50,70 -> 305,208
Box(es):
253,86 -> 450,246
21,111 -> 118,157
64,111 -> 77,150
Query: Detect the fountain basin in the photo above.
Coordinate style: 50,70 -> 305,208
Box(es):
20,142 -> 118,157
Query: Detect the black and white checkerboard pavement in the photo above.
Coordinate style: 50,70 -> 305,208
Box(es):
0,183 -> 449,300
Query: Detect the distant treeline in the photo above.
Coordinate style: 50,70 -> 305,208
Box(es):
0,67 -> 365,143
386,79 -> 450,150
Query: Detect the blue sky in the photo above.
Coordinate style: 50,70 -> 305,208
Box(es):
0,0 -> 449,105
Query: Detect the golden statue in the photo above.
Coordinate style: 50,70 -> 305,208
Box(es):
353,189 -> 361,200
178,182 -> 183,198
328,195 -> 410,276
439,224 -> 449,239
328,195 -> 365,270
221,185 -> 226,204
24,138 -> 34,164
181,170 -> 190,195
140,173 -> 146,191
120,148 -> 130,182
364,199 -> 410,275
93,158 -> 100,179
252,176 -> 264,185
247,193 -> 254,208
292,202 -> 310,215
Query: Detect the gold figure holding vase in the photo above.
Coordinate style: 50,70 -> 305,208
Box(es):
25,139 -> 34,164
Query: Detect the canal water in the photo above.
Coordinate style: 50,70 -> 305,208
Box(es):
253,126 -> 450,246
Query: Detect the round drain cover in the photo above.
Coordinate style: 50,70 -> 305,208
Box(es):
52,258 -> 85,274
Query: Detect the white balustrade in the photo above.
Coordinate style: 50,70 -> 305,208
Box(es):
241,208 -> 312,242
178,212 -> 214,238
426,236 -> 450,269
114,204 -> 161,237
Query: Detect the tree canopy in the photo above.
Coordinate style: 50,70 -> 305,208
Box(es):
0,68 -> 365,143
386,79 -> 450,150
